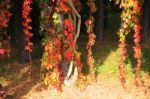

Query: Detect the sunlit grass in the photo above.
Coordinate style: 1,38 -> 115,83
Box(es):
93,43 -> 150,79
95,48 -> 119,75
78,32 -> 150,79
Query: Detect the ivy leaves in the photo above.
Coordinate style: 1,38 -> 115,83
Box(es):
52,13 -> 60,25
86,0 -> 96,77
132,0 -> 142,85
0,0 -> 12,59
22,0 -> 33,52
116,0 -> 143,87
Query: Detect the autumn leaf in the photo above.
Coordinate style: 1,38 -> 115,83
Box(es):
63,50 -> 73,61
0,49 -> 6,56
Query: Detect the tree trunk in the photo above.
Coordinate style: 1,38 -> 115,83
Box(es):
12,0 -> 30,63
94,0 -> 104,42
104,0 -> 109,29
142,0 -> 150,42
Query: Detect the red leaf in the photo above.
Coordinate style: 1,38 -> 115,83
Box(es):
64,18 -> 75,32
70,40 -> 74,48
0,49 -> 6,55
27,42 -> 33,46
64,50 -> 73,61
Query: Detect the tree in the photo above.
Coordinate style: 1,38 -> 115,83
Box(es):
94,0 -> 104,42
11,0 -> 30,63
142,0 -> 150,42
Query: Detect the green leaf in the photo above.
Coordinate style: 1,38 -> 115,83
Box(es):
52,13 -> 58,20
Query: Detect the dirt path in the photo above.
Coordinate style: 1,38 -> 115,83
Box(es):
21,76 -> 150,99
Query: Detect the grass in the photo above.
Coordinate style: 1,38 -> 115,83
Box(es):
77,33 -> 150,81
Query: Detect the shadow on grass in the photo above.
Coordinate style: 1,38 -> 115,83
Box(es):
0,60 -> 43,98
78,33 -> 119,76
128,46 -> 150,74
78,12 -> 121,76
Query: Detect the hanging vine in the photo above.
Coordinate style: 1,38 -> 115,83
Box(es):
85,0 -> 96,78
132,0 -> 142,86
40,0 -> 83,90
22,0 -> 33,81
22,0 -> 33,52
116,0 -> 134,87
0,0 -> 12,58
64,0 -> 82,85
40,1 -> 63,91
116,0 -> 143,87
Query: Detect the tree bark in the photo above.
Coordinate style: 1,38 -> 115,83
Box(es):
104,0 -> 109,29
94,0 -> 104,42
142,0 -> 150,42
12,0 -> 30,63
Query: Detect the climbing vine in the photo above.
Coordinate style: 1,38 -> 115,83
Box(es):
132,0 -> 142,85
85,0 -> 97,78
22,0 -> 33,52
40,0 -> 83,91
22,0 -> 33,80
116,0 -> 143,86
0,0 -> 12,58
116,0 -> 133,87
40,1 -> 63,91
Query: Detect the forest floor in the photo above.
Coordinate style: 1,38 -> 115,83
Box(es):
1,35 -> 150,99
0,39 -> 150,99
1,38 -> 150,99
0,60 -> 150,99
23,74 -> 150,99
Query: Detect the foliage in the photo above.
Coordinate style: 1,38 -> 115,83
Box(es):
40,0 -> 84,91
116,0 -> 133,87
0,0 -> 12,28
116,0 -> 143,86
39,0 -> 97,91
85,0 -> 97,78
40,1 -> 62,91
132,0 -> 143,85
22,0 -> 33,52
0,0 -> 12,58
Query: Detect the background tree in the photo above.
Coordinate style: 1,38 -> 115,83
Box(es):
11,0 -> 30,63
94,0 -> 104,42
142,0 -> 150,42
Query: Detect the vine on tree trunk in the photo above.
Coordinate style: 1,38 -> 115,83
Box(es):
40,1 -> 63,91
85,0 -> 97,79
117,6 -> 133,87
132,0 -> 142,86
22,0 -> 33,52
116,0 -> 143,87
40,0 -> 83,91
0,0 -> 12,59
22,0 -> 33,80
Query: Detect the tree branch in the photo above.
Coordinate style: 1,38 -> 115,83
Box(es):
65,0 -> 81,82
